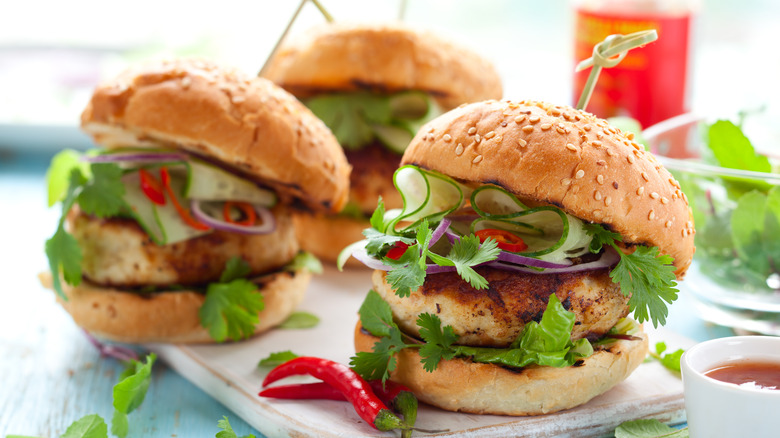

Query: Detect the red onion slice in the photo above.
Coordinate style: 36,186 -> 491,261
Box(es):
191,200 -> 276,234
82,329 -> 139,362
486,247 -> 620,274
350,246 -> 394,271
496,251 -> 572,269
83,152 -> 189,163
428,218 -> 451,248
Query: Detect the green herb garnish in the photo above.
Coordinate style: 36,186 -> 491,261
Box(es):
614,419 -> 689,438
648,342 -> 684,374
257,351 -> 300,368
111,353 -> 156,438
216,416 -> 256,438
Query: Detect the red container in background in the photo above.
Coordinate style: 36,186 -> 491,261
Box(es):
573,0 -> 696,129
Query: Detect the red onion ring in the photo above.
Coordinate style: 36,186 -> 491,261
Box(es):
428,218 -> 451,248
191,200 -> 275,234
83,152 -> 189,163
486,247 -> 620,274
496,251 -> 572,269
350,246 -> 394,271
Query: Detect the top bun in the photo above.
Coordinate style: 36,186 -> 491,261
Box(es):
81,58 -> 350,213
262,23 -> 503,110
402,100 -> 695,277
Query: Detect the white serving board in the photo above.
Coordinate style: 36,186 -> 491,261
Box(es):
149,266 -> 694,438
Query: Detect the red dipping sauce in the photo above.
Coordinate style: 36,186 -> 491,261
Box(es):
704,360 -> 780,390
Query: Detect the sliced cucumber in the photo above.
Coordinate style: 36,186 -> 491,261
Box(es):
371,123 -> 413,154
185,160 -> 276,206
121,172 -> 210,245
389,166 -> 465,232
471,186 -> 529,218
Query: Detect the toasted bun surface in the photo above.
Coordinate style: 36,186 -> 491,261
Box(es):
402,100 -> 695,277
292,212 -> 368,267
81,58 -> 350,213
355,321 -> 649,416
262,23 -> 503,110
40,269 -> 311,344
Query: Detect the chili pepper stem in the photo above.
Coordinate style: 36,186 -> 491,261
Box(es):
374,409 -> 406,431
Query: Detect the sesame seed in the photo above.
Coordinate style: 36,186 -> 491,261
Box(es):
571,185 -> 581,194
606,149 -> 615,157
612,181 -> 619,189
605,196 -> 612,206
550,108 -> 562,116
529,116 -> 540,124
231,95 -> 246,104
627,155 -> 635,164
597,174 -> 604,184
443,134 -> 452,142
593,209 -> 603,218
468,127 -> 477,135
495,135 -> 503,143
650,192 -> 660,199
501,122 -> 507,127
473,155 -> 483,164
596,160 -> 607,166
561,178 -> 572,186
665,220 -> 672,228
541,123 -> 552,131
428,127 -> 435,133
455,143 -> 464,156
637,187 -> 645,195
566,143 -> 577,152
583,125 -> 592,131
591,140 -> 602,148
641,172 -> 650,181
517,138 -> 527,147
681,229 -> 686,237
485,131 -> 496,139
514,115 -> 526,124
181,77 -> 192,88
661,197 -> 669,204
687,221 -> 693,229
632,142 -> 642,150
648,210 -> 655,220
672,193 -> 678,200
523,125 -> 535,133
575,169 -> 585,179
556,126 -> 566,134
594,191 -> 603,201
475,134 -> 482,143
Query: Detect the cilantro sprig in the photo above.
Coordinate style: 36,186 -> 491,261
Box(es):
584,224 -> 678,327
350,290 -> 593,382
45,159 -> 127,300
614,419 -> 689,438
216,416 -> 256,438
199,257 -> 265,342
112,354 -> 156,438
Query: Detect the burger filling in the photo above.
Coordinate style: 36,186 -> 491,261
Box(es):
305,91 -> 442,219
340,165 -> 677,380
45,147 -> 320,342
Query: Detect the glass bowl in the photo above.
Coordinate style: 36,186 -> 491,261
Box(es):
643,114 -> 780,335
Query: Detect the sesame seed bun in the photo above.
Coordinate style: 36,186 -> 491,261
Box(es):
262,22 -> 503,110
401,100 -> 695,277
354,320 -> 649,416
39,268 -> 311,344
81,58 -> 350,213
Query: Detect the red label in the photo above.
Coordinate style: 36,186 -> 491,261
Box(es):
573,8 -> 692,127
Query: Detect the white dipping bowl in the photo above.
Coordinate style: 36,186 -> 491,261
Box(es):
681,336 -> 780,438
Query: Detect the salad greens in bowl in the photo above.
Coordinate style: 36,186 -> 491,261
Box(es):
643,114 -> 780,335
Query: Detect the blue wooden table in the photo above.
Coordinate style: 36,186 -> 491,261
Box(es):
0,148 -> 733,438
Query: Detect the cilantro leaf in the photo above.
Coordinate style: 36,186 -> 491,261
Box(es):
428,234 -> 500,290
615,419 -> 689,438
112,353 -> 156,438
611,246 -> 678,327
278,312 -> 319,329
46,149 -> 90,207
200,278 -> 264,342
649,342 -> 684,374
257,351 -> 299,368
583,222 -> 623,253
199,257 -> 265,342
45,226 -> 83,299
351,290 -> 412,381
708,120 -> 771,174
216,416 -> 256,438
384,246 -> 427,298
416,313 -> 458,372
58,414 -> 109,438
369,197 -> 387,231
358,289 -> 397,337
76,163 -> 126,218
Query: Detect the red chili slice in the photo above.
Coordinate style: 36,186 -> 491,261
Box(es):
385,241 -> 410,260
159,167 -> 211,231
223,201 -> 257,226
474,228 -> 528,252
138,168 -> 166,206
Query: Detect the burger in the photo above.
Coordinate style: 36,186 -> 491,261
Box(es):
344,100 -> 695,415
40,58 -> 350,344
262,23 -> 503,264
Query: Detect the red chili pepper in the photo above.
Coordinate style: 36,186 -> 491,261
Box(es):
223,201 -> 257,226
138,169 -> 166,206
258,380 -> 409,405
261,357 -> 405,431
474,228 -> 528,252
385,241 -> 410,260
159,167 -> 211,231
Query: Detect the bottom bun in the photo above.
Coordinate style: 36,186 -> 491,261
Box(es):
39,268 -> 311,344
354,321 -> 649,416
293,212 -> 369,268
